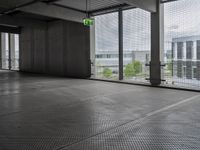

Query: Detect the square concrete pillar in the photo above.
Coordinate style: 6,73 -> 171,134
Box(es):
150,0 -> 163,86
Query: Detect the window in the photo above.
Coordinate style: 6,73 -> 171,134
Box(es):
1,33 -> 9,69
186,41 -> 193,59
0,33 -> 19,70
177,42 -> 183,59
163,0 -> 200,89
94,12 -> 119,79
123,8 -> 151,82
197,40 -> 200,60
193,67 -> 197,79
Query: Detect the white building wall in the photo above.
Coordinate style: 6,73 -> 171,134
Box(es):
174,42 -> 177,60
183,42 -> 186,60
193,41 -> 197,60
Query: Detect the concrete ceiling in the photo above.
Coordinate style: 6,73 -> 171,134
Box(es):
0,0 -> 158,26
54,0 -> 125,12
0,0 -> 33,9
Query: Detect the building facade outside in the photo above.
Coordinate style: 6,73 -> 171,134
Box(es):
95,50 -> 150,79
172,36 -> 200,81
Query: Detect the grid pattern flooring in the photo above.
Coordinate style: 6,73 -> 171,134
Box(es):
0,70 -> 200,150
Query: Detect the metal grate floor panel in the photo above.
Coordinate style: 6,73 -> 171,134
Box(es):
0,71 -> 200,150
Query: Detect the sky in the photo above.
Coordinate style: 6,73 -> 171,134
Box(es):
95,0 -> 200,52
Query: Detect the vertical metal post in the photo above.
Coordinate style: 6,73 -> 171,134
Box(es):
172,43 -> 174,77
8,33 -> 11,70
90,21 -> 96,78
150,0 -> 161,86
119,9 -> 123,80
0,33 -> 2,69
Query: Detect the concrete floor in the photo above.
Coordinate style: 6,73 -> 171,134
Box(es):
0,70 -> 200,150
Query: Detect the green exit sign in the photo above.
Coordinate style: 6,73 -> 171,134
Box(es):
83,18 -> 94,26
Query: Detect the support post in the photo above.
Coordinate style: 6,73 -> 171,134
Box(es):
119,9 -> 123,80
8,33 -> 11,70
150,0 -> 162,86
0,33 -> 2,69
10,34 -> 16,70
90,22 -> 96,78
1,33 -> 7,69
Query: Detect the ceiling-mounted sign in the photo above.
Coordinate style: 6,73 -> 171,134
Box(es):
83,18 -> 94,26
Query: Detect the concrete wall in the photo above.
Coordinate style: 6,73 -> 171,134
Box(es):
20,20 -> 91,78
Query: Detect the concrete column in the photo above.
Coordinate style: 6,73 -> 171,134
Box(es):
150,0 -> 162,86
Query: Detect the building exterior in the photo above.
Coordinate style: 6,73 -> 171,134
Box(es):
95,50 -> 150,74
172,36 -> 200,80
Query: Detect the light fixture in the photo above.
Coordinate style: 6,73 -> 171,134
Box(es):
83,0 -> 94,26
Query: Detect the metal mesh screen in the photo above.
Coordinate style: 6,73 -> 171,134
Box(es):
163,0 -> 200,90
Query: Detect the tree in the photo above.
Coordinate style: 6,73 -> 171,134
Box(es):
167,61 -> 173,76
103,68 -> 112,78
124,63 -> 135,78
167,62 -> 172,71
133,61 -> 142,74
124,61 -> 142,78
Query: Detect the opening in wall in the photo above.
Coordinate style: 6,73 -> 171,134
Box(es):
0,33 -> 19,71
123,8 -> 151,83
162,0 -> 200,90
92,12 -> 119,80
91,8 -> 151,84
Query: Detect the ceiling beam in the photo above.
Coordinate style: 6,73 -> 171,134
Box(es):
89,3 -> 130,16
116,0 -> 157,12
52,3 -> 86,14
0,24 -> 21,34
19,2 -> 86,22
0,0 -> 43,16
0,15 -> 47,28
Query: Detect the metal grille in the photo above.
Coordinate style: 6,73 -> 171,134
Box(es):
162,0 -> 200,90
0,71 -> 200,150
123,8 -> 151,83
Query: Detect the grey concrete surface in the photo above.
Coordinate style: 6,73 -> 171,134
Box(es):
0,70 -> 200,150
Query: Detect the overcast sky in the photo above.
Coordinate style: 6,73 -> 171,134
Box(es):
95,0 -> 200,52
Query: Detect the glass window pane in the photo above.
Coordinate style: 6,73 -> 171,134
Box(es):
94,12 -> 119,80
123,8 -> 151,83
163,0 -> 200,89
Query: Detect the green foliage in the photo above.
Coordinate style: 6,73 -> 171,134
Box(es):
166,61 -> 173,76
167,62 -> 172,71
103,68 -> 112,78
124,61 -> 142,78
